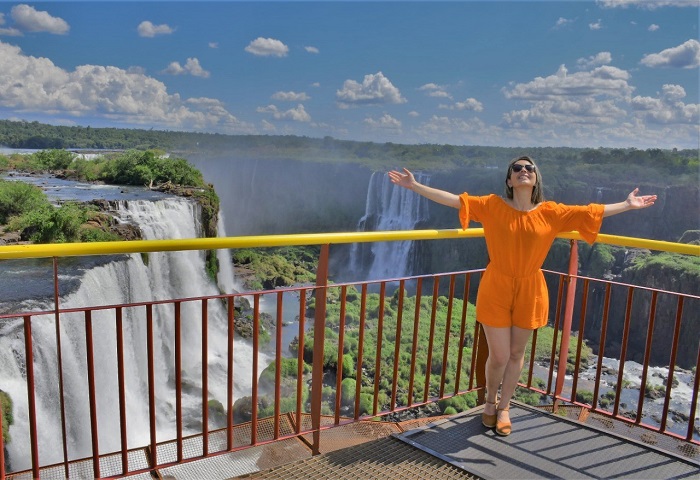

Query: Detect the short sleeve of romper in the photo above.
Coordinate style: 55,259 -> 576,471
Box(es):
459,193 -> 604,329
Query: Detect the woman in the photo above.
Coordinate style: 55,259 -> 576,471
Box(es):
388,155 -> 656,436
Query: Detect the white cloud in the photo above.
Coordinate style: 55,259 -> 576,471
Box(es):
209,42 -> 219,49
500,64 -> 634,131
408,111 -> 419,117
11,4 -> 69,34
363,113 -> 402,130
419,84 -> 452,99
271,91 -> 310,102
576,52 -> 612,70
0,40 -> 251,132
336,72 -> 406,108
648,24 -> 660,32
162,58 -> 210,78
554,17 -> 574,28
137,20 -> 174,38
305,46 -> 319,54
597,0 -> 698,9
439,98 -> 484,112
503,64 -> 633,101
256,104 -> 311,122
245,37 -> 289,57
640,39 -> 700,69
589,19 -> 603,30
630,84 -> 699,124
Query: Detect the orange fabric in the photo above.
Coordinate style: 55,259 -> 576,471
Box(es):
459,193 -> 604,329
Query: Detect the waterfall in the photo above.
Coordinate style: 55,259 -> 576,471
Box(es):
349,171 -> 431,281
0,198 -> 265,470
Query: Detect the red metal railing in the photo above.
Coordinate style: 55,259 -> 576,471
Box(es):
0,236 -> 698,478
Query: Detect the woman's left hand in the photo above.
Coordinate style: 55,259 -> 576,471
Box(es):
626,188 -> 657,210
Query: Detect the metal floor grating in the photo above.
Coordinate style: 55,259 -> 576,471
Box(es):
396,402 -> 700,480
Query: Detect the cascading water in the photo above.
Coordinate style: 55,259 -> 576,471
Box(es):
0,197 -> 265,470
349,171 -> 431,281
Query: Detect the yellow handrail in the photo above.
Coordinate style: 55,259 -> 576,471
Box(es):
0,228 -> 698,260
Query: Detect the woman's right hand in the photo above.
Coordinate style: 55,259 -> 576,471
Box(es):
388,168 -> 416,190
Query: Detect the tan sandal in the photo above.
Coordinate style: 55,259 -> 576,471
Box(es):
482,400 -> 497,428
496,406 -> 511,436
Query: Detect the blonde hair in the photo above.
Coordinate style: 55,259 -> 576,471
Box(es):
504,156 -> 544,204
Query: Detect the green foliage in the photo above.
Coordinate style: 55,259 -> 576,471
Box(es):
0,179 -> 50,223
33,149 -> 76,170
8,202 -> 88,243
1,390 -> 13,444
0,120 -> 696,183
232,246 -> 320,290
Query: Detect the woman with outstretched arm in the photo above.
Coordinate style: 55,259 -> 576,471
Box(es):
388,155 -> 656,436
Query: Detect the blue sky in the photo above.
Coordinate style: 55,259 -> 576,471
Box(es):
0,1 -> 698,149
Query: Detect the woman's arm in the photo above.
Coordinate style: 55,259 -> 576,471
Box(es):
603,188 -> 657,218
388,168 -> 461,208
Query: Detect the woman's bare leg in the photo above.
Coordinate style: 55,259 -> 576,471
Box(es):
481,325 -> 512,415
496,326 -> 533,423
482,325 -> 533,418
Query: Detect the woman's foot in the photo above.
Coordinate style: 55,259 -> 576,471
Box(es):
482,400 -> 497,428
496,405 -> 511,436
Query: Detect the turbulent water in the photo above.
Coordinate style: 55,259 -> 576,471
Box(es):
0,183 -> 266,470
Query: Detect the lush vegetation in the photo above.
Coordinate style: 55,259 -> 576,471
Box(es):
0,149 -> 220,250
0,179 -> 120,243
238,282 -> 592,420
232,246 -> 321,290
1,390 -> 12,444
0,120 -> 697,184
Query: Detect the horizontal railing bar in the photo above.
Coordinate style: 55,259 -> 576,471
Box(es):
0,228 -> 697,260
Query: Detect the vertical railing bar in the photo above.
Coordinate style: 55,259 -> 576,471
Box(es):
226,297 -> 235,450
372,282 -> 386,415
408,278 -> 423,406
251,295 -> 260,445
613,286 -> 635,418
687,334 -> 700,442
593,283 -> 613,411
115,307 -> 129,474
547,275 -> 565,396
146,304 -> 157,467
311,244 -> 330,454
424,278 -> 440,403
637,291 -> 658,425
527,330 -> 538,388
201,299 -> 209,457
555,240 -> 578,408
571,279 -> 590,405
274,291 -> 284,439
391,280 -> 405,410
297,290 -> 308,431
84,310 -> 101,479
439,275 -> 456,398
660,296 -> 684,433
354,283 -> 368,420
52,258 -> 70,478
334,286 -> 346,425
175,302 -> 183,460
23,315 -> 40,479
454,273 -> 471,394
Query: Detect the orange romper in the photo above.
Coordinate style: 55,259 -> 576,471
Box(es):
459,193 -> 604,330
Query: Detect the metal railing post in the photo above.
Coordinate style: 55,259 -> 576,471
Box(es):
554,239 -> 578,408
311,244 -> 330,455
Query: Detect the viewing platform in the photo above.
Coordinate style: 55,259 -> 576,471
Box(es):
0,229 -> 698,479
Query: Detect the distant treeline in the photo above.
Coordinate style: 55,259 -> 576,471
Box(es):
0,119 -> 697,178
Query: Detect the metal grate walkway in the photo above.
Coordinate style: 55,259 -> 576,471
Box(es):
397,402 -> 700,479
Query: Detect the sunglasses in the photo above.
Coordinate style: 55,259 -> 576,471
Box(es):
511,164 -> 536,173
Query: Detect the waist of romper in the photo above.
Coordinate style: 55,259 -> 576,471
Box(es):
486,263 -> 542,280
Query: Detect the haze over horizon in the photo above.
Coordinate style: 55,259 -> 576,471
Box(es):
0,1 -> 698,150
